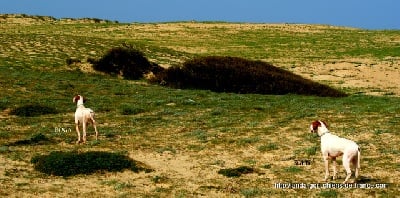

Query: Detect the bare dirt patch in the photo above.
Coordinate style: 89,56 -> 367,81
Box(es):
290,58 -> 400,95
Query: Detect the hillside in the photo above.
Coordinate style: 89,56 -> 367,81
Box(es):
1,14 -> 400,95
0,14 -> 399,197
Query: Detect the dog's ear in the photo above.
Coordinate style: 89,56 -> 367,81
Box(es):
73,95 -> 80,103
311,120 -> 321,131
82,96 -> 87,103
321,120 -> 328,128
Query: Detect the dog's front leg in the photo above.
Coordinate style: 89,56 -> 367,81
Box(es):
75,124 -> 81,144
324,157 -> 330,181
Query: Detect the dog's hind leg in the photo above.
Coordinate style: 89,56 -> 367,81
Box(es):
342,155 -> 352,183
90,112 -> 98,140
353,149 -> 360,180
82,121 -> 87,143
75,123 -> 81,144
92,119 -> 98,140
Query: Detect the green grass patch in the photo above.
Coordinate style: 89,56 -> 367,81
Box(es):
0,98 -> 9,111
284,166 -> 303,173
189,129 -> 208,143
6,133 -> 50,146
120,104 -> 146,115
304,146 -> 318,156
240,188 -> 264,198
258,142 -> 279,152
318,190 -> 338,198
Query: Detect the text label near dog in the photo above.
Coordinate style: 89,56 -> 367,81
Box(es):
54,127 -> 72,134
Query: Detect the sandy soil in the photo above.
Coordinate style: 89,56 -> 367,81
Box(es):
291,58 -> 400,95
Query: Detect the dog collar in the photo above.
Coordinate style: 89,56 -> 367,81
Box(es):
320,131 -> 329,137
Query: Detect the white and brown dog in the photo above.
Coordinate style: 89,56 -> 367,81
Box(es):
73,95 -> 98,143
310,120 -> 360,183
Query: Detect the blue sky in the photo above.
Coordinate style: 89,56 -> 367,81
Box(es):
1,0 -> 399,29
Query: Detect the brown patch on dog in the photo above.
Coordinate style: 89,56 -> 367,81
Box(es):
311,120 -> 328,132
73,95 -> 81,103
73,95 -> 86,103
311,120 -> 321,131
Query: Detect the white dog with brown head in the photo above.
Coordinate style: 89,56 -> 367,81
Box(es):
73,95 -> 98,143
310,120 -> 360,183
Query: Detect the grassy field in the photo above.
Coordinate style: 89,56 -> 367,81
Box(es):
1,14 -> 400,197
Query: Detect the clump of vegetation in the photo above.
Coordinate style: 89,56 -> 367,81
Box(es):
6,133 -> 50,146
10,104 -> 58,117
31,151 -> 153,177
218,166 -> 255,177
92,44 -> 161,80
153,56 -> 347,97
0,98 -> 8,111
318,190 -> 339,198
120,104 -> 146,115
284,166 -> 303,173
258,142 -> 279,152
66,58 -> 81,65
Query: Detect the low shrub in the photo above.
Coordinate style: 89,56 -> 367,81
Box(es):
120,104 -> 146,115
218,166 -> 255,177
6,133 -> 50,146
10,104 -> 58,117
0,98 -> 9,111
66,58 -> 81,65
92,44 -> 154,80
153,56 -> 347,97
31,151 -> 153,177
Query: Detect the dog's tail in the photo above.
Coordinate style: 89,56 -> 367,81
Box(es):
87,108 -> 96,123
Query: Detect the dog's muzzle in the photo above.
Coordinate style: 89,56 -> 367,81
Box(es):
310,125 -> 316,133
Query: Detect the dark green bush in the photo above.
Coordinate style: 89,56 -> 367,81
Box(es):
154,56 -> 347,97
87,57 -> 97,64
31,151 -> 153,177
10,104 -> 58,117
92,45 -> 153,80
218,166 -> 255,177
